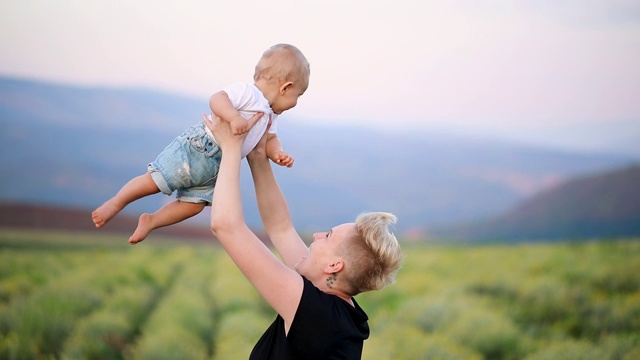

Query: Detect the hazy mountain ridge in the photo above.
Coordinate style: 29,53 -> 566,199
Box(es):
1,76 -> 637,237
0,201 -> 213,241
435,165 -> 640,242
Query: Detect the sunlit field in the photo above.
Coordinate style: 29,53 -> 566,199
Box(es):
0,229 -> 639,360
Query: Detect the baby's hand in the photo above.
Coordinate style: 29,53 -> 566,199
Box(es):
230,117 -> 251,135
270,151 -> 294,168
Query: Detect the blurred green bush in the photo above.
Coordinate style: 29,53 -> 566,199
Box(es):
1,230 -> 639,359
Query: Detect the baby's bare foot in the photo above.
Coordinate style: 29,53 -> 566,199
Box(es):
92,200 -> 120,228
129,213 -> 153,244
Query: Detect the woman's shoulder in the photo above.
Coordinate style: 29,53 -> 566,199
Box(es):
299,277 -> 367,319
287,277 -> 370,359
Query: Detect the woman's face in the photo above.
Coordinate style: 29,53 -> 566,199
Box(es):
295,223 -> 356,277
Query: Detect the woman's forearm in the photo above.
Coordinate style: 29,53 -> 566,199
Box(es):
248,156 -> 308,268
249,157 -> 291,232
206,114 -> 304,326
211,144 -> 245,236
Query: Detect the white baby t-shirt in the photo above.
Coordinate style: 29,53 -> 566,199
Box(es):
206,82 -> 277,158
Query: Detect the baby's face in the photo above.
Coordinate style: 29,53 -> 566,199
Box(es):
272,83 -> 305,114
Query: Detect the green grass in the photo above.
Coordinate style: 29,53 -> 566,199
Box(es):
1,229 -> 639,359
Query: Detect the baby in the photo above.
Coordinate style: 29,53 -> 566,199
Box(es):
92,44 -> 310,244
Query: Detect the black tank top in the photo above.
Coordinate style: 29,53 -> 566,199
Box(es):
249,276 -> 370,359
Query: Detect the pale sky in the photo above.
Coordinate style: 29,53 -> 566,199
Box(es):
1,0 -> 639,154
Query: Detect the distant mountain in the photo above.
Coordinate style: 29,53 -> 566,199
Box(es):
1,76 -> 637,237
434,165 -> 640,242
0,201 -> 212,241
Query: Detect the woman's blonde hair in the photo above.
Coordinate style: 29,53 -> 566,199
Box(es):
339,212 -> 403,295
254,43 -> 310,91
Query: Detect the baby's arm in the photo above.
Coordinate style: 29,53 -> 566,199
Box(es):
209,91 -> 252,135
266,134 -> 294,168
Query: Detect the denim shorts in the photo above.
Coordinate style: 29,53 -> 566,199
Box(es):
148,123 -> 222,204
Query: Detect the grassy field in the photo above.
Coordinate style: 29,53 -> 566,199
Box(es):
0,229 -> 639,359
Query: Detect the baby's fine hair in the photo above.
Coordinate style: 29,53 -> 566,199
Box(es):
340,212 -> 403,295
254,43 -> 310,91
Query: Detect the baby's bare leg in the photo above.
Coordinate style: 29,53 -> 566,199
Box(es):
92,173 -> 160,228
129,200 -> 206,244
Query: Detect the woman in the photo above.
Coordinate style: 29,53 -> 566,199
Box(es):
207,114 -> 402,359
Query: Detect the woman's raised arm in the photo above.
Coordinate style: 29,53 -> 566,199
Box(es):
206,114 -> 303,328
246,130 -> 309,270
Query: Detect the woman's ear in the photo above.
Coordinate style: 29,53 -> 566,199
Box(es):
280,81 -> 294,94
325,259 -> 344,274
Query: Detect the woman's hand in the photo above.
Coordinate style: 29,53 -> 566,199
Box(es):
246,119 -> 271,163
202,113 -> 260,151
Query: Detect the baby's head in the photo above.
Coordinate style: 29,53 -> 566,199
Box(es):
254,44 -> 310,114
255,44 -> 310,91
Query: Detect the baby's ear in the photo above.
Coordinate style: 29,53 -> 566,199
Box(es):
280,81 -> 294,94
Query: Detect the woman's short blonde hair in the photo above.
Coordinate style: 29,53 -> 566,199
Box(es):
254,43 -> 310,92
339,212 -> 403,295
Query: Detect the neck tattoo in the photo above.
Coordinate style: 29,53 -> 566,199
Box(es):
326,273 -> 337,289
